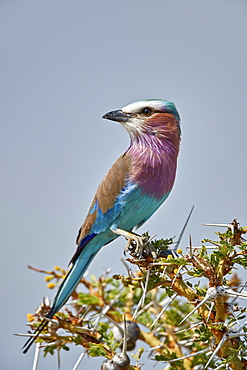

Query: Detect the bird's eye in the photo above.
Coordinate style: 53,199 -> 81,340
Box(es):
142,108 -> 153,116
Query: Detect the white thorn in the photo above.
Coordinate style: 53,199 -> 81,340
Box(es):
206,301 -> 215,323
32,342 -> 41,370
225,288 -> 247,299
133,269 -> 150,320
122,316 -> 127,355
173,206 -> 194,253
72,351 -> 87,370
150,294 -> 177,329
204,331 -> 247,370
203,223 -> 230,228
57,346 -> 61,370
204,336 -> 225,370
134,300 -> 153,319
172,265 -> 184,285
179,287 -> 218,325
175,321 -> 203,334
167,348 -> 209,363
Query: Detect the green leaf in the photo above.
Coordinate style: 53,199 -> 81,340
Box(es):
77,292 -> 99,305
88,343 -> 108,357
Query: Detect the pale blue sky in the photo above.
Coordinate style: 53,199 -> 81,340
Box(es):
1,1 -> 247,369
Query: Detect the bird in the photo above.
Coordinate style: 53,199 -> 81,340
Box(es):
23,99 -> 181,353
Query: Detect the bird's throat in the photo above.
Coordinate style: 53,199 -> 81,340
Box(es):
128,135 -> 180,199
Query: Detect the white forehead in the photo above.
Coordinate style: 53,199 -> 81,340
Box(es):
122,100 -> 166,114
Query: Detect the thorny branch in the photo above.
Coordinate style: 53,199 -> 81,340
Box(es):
19,219 -> 247,369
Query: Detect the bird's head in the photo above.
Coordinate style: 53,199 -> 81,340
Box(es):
102,99 -> 181,143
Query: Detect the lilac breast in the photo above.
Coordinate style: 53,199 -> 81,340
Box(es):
128,134 -> 179,199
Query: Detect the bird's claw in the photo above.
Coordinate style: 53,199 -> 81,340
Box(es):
110,227 -> 157,259
124,235 -> 156,259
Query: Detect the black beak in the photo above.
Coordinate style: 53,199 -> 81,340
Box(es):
102,109 -> 133,123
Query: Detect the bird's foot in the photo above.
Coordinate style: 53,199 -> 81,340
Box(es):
110,227 -> 156,258
124,233 -> 152,258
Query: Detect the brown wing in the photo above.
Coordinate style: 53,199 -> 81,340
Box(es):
76,152 -> 131,245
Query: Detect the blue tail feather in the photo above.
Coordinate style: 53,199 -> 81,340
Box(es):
22,243 -> 100,353
50,248 -> 98,314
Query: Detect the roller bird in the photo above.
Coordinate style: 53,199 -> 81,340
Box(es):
23,99 -> 181,353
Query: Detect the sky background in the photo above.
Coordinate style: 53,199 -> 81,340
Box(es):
1,1 -> 247,369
